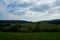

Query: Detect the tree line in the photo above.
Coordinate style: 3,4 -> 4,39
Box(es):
0,23 -> 60,32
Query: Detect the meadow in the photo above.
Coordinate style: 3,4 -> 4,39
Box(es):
0,32 -> 60,40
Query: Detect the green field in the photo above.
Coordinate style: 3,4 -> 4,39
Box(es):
0,32 -> 60,40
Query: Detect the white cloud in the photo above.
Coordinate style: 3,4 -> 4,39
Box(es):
0,0 -> 60,22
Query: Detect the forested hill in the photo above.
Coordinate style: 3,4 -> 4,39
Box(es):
0,19 -> 60,32
0,20 -> 32,24
0,19 -> 60,24
37,19 -> 60,24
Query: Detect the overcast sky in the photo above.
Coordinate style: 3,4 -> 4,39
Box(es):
0,0 -> 60,22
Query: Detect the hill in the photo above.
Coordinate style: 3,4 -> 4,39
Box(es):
0,19 -> 60,24
37,19 -> 60,24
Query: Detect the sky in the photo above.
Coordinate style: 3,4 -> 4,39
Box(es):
0,0 -> 60,22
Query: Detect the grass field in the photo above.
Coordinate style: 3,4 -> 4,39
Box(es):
0,32 -> 60,40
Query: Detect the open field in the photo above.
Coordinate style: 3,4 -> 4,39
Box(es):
0,32 -> 60,40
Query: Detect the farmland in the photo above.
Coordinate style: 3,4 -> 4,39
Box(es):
0,32 -> 60,40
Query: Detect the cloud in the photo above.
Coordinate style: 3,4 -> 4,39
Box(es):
17,2 -> 32,8
30,4 -> 50,12
0,0 -> 60,22
55,0 -> 60,6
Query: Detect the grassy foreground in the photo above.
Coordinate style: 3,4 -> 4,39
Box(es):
0,32 -> 60,40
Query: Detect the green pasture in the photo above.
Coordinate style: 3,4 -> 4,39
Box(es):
0,32 -> 60,40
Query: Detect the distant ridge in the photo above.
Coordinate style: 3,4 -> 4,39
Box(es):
0,20 -> 32,24
37,19 -> 60,24
0,19 -> 60,24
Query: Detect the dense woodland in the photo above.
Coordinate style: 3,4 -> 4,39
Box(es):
0,23 -> 60,32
